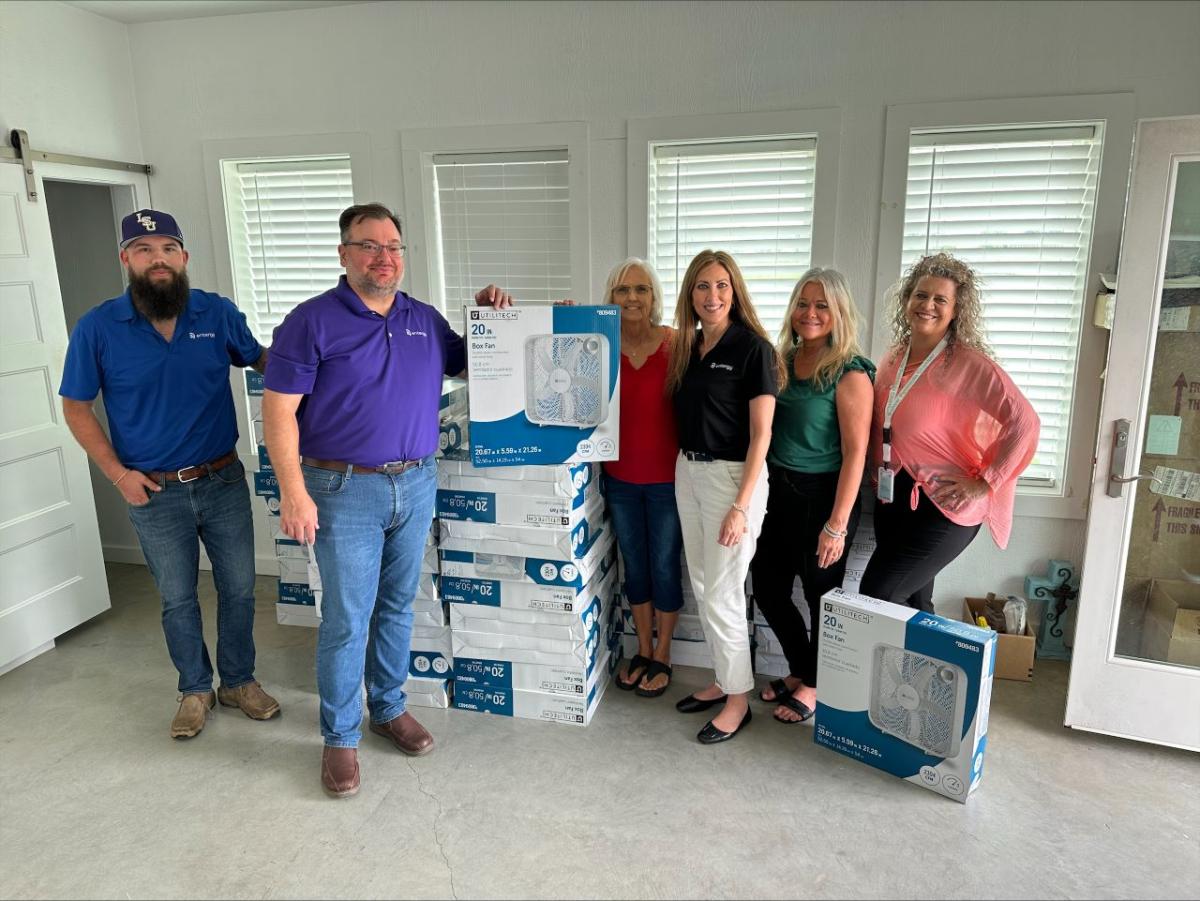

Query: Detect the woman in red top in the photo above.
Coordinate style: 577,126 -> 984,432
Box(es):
601,258 -> 683,698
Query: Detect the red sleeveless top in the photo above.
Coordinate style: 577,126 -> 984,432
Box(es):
604,340 -> 679,484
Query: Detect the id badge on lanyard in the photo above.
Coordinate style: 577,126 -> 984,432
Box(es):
878,338 -> 948,504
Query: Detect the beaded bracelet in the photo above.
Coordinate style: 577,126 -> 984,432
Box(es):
822,522 -> 848,540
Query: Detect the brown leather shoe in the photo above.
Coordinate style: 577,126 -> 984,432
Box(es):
217,681 -> 281,720
369,711 -> 434,756
321,747 -> 360,798
170,691 -> 216,739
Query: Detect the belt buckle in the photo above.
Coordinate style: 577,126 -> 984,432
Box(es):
378,460 -> 415,475
177,465 -> 201,483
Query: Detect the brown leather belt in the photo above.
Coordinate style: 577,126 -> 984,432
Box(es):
146,450 -> 239,483
302,456 -> 425,475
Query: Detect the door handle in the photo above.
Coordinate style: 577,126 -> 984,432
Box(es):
1106,418 -> 1131,498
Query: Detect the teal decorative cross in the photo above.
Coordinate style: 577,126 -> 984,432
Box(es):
1024,559 -> 1079,660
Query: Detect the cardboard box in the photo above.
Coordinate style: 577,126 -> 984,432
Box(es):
452,658 -> 612,726
438,528 -> 614,590
437,460 -> 597,494
439,550 -> 614,614
410,625 -> 453,679
403,676 -> 452,709
815,588 -> 995,803
755,650 -> 790,677
438,491 -> 604,553
276,602 -> 321,628
465,304 -> 621,467
449,567 -> 615,643
436,477 -> 598,527
964,597 -> 1037,681
1140,579 -> 1200,666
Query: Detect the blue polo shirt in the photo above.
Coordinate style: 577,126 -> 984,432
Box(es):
265,277 -> 464,465
59,288 -> 262,471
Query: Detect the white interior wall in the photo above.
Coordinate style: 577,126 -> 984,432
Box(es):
4,0 -> 1199,612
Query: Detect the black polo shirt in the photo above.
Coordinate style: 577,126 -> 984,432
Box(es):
673,321 -> 779,461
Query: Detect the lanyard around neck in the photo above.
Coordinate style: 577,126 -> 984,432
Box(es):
881,337 -> 948,468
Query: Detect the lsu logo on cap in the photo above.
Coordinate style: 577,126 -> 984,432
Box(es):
136,213 -> 157,231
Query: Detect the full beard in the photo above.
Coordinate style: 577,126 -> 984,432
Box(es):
129,267 -> 190,321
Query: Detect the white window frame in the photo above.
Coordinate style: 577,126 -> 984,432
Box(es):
201,132 -> 373,459
400,122 -> 591,315
874,94 -> 1134,521
627,108 -> 842,297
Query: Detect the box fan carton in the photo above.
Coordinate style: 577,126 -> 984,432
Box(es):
465,304 -> 621,466
815,588 -> 996,803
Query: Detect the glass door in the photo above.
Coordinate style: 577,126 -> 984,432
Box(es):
1067,117 -> 1200,751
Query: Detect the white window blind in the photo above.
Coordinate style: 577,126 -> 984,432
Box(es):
221,156 -> 353,342
648,137 -> 817,338
903,125 -> 1103,488
433,150 -> 570,323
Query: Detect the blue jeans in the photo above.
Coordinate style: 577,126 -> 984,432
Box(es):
603,474 -> 684,612
305,458 -> 437,748
127,458 -> 257,695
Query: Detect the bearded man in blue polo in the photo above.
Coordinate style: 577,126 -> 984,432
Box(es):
262,202 -> 511,799
60,209 -> 280,740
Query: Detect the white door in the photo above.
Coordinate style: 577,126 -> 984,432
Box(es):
0,160 -> 150,673
1066,116 -> 1200,751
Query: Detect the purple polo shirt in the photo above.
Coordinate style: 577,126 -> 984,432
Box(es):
265,277 -> 465,464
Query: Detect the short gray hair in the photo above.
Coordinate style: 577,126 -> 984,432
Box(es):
602,257 -> 665,326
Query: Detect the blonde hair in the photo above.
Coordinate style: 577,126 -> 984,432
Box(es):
603,257 -> 665,326
777,267 -> 864,391
665,249 -> 786,393
888,252 -> 992,361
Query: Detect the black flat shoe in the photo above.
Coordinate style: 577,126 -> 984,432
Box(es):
675,692 -> 727,714
698,707 -> 752,744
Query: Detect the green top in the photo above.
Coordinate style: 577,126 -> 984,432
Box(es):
767,354 -> 876,473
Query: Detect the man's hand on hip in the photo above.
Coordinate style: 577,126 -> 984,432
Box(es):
281,491 -> 320,545
475,284 -> 513,309
119,471 -> 162,507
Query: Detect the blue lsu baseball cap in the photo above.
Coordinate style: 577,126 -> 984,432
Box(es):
120,209 -> 185,248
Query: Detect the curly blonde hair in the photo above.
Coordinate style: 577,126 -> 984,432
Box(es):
888,252 -> 992,359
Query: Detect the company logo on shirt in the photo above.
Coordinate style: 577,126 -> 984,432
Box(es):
405,328 -> 428,337
709,362 -> 733,371
189,331 -> 216,340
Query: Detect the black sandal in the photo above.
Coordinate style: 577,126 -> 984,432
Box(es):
617,654 -> 652,691
758,677 -> 790,704
772,694 -> 815,724
635,661 -> 673,698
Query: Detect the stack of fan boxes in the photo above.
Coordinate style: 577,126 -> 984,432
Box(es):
751,514 -> 876,678
246,370 -> 466,709
436,460 -> 622,726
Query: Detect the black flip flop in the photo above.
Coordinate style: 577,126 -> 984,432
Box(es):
758,677 -> 790,704
617,654 -> 652,691
635,661 -> 673,698
773,694 -> 815,724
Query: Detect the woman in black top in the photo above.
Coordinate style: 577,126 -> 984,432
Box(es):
666,249 -> 785,744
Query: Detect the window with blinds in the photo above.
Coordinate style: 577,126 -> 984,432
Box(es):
433,150 -> 570,324
648,137 -> 817,338
221,156 -> 353,342
903,125 -> 1103,488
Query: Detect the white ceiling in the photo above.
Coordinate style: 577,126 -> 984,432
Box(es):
65,0 -> 378,25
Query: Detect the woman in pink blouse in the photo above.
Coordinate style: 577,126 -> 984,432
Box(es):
859,253 -> 1039,612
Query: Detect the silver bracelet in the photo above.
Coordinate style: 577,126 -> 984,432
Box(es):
112,469 -> 132,487
822,522 -> 848,540
730,502 -> 748,515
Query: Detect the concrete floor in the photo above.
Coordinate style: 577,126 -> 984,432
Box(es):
1,563 -> 1196,900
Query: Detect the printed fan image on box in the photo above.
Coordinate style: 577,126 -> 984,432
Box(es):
868,644 -> 967,759
524,333 -> 610,427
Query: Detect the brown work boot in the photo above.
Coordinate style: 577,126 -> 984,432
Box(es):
170,691 -> 216,739
369,711 -> 434,756
321,747 -> 360,798
217,681 -> 281,720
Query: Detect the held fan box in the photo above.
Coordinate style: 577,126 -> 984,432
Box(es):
814,588 -> 996,803
465,305 -> 621,467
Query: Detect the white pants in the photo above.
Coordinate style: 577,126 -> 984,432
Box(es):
674,454 -> 768,695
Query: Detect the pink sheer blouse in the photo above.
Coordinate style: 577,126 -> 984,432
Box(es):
868,344 -> 1040,549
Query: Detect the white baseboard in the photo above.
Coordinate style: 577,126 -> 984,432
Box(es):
102,543 -> 280,577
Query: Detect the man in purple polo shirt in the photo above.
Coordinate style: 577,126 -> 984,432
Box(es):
262,202 -> 511,799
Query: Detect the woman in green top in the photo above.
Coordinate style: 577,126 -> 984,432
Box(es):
749,268 -> 875,724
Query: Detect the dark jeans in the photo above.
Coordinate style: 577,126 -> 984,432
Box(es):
603,474 -> 684,613
749,466 -> 859,686
859,468 -> 981,613
127,458 -> 257,695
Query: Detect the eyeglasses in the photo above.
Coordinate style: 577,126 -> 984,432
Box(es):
344,240 -> 407,257
613,285 -> 652,298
